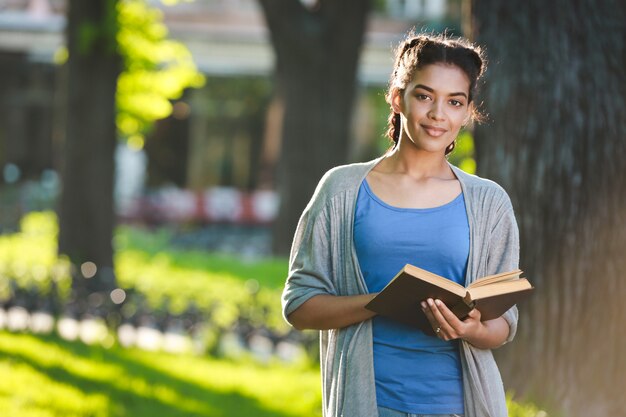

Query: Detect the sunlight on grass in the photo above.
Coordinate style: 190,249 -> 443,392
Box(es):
125,349 -> 321,415
0,361 -> 110,417
0,332 -> 547,417
0,332 -> 321,417
114,225 -> 289,289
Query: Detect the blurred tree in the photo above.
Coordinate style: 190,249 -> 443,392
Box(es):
58,0 -> 203,310
472,1 -> 626,415
59,0 -> 120,302
257,0 -> 371,255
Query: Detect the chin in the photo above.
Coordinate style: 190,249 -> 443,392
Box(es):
412,139 -> 449,154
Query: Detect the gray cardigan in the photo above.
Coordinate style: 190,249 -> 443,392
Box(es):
282,157 -> 520,417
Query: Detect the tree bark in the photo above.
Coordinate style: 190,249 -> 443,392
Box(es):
472,1 -> 626,415
58,0 -> 120,304
257,0 -> 371,255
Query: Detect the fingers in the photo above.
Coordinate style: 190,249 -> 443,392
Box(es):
420,298 -> 463,340
434,299 -> 464,327
429,299 -> 458,340
420,300 -> 439,331
465,308 -> 481,321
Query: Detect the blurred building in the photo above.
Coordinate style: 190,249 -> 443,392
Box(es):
0,0 -> 462,225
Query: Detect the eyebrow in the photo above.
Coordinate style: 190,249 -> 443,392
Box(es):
414,84 -> 468,98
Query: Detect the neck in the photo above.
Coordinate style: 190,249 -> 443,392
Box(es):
384,141 -> 453,180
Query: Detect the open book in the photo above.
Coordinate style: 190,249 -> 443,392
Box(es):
365,264 -> 533,334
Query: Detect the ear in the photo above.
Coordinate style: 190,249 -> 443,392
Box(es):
390,88 -> 403,114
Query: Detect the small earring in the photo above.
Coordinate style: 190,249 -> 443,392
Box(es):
446,140 -> 456,154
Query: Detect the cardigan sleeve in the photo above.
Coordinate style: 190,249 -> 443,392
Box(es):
281,194 -> 336,324
487,192 -> 521,344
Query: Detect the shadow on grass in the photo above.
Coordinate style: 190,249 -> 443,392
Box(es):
0,332 -> 305,417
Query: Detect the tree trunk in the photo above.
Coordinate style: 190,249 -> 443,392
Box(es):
472,1 -> 626,415
257,0 -> 371,255
58,0 -> 120,306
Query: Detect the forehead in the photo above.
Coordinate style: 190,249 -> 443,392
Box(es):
409,63 -> 470,93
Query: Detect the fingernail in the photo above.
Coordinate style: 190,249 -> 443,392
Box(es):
435,300 -> 441,306
420,301 -> 426,309
427,299 -> 434,306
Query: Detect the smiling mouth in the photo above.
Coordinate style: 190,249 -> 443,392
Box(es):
421,124 -> 447,137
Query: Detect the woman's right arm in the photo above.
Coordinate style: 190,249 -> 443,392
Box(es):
287,293 -> 378,331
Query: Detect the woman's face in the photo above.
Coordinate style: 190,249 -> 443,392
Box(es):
392,63 -> 471,154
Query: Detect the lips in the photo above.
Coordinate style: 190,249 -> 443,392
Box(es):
421,124 -> 447,137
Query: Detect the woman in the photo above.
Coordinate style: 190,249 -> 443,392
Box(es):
282,32 -> 519,417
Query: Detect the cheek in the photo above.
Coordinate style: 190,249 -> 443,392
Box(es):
451,110 -> 469,127
406,101 -> 429,117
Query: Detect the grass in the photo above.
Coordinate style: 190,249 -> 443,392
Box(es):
114,224 -> 289,290
0,330 -> 547,417
0,331 -> 322,417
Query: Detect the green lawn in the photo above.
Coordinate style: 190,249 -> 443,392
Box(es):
0,331 -> 547,417
114,224 -> 289,290
0,331 -> 322,417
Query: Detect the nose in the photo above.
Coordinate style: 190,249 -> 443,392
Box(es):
428,102 -> 445,121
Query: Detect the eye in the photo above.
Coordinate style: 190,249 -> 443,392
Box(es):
415,94 -> 431,101
449,99 -> 464,107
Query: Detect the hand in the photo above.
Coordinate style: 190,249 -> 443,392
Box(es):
420,298 -> 485,342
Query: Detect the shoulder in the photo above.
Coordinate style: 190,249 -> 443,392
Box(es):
308,158 -> 381,209
451,164 -> 507,193
451,164 -> 513,211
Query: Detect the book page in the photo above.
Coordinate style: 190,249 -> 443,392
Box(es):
467,269 -> 523,288
403,264 -> 466,296
467,278 -> 531,300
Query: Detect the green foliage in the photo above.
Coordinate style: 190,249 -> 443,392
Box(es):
0,212 -> 72,303
115,248 -> 289,332
60,0 -> 205,144
365,86 -> 394,156
1,213 -> 289,335
200,76 -> 272,120
114,225 -> 290,332
507,393 -> 549,417
116,0 -> 205,144
77,22 -> 103,54
448,129 -> 476,174
77,0 -> 119,55
371,0 -> 388,13
0,332 -> 322,417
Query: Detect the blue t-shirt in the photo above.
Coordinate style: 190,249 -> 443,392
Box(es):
354,179 -> 469,415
